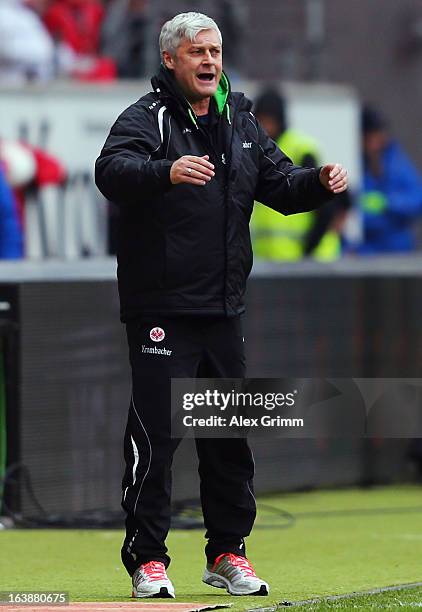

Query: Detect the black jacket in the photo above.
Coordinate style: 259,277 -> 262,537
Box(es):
95,66 -> 332,321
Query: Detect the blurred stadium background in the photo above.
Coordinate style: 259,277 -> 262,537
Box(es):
1,0 -> 422,606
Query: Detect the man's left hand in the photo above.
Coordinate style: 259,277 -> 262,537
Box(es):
319,164 -> 348,194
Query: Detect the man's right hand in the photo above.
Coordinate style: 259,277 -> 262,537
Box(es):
170,155 -> 215,186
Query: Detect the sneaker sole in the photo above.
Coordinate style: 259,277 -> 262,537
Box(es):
132,586 -> 175,599
202,569 -> 269,596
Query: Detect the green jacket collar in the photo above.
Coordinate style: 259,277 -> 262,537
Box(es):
214,71 -> 230,115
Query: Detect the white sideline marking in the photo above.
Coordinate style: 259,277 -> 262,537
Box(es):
276,581 -> 422,608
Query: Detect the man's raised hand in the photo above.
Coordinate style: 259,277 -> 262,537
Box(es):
170,155 -> 215,186
319,164 -> 348,194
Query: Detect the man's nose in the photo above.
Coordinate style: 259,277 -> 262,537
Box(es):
202,50 -> 214,63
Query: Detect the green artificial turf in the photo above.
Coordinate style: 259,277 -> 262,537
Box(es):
1,485 -> 422,611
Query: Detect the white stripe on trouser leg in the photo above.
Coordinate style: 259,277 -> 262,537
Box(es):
131,435 -> 139,485
131,394 -> 152,516
122,433 -> 141,504
247,448 -> 257,509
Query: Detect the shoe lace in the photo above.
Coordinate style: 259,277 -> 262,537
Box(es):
217,553 -> 257,577
141,561 -> 167,580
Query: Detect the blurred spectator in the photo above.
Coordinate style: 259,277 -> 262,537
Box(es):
101,0 -> 148,78
0,139 -> 36,226
44,0 -> 103,55
0,0 -> 55,85
358,105 -> 422,253
0,140 -> 36,191
1,137 -> 67,258
251,88 -> 349,261
43,0 -> 116,81
0,164 -> 23,259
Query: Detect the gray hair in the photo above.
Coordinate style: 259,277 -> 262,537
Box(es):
159,12 -> 222,57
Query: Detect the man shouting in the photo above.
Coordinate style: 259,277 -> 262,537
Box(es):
95,11 -> 348,600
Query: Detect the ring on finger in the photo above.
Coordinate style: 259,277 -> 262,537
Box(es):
187,167 -> 192,174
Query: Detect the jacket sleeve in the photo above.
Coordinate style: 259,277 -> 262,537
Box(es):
254,120 -> 333,215
95,103 -> 173,206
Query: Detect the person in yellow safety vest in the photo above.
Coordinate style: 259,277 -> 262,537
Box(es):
251,88 -> 349,261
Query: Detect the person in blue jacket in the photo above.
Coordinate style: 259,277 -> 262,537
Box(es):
359,106 -> 422,253
0,165 -> 23,258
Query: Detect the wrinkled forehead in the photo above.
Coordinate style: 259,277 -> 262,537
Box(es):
182,28 -> 222,49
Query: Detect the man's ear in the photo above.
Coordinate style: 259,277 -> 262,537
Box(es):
162,51 -> 175,70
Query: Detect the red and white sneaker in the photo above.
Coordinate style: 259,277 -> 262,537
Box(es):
132,561 -> 175,598
202,553 -> 269,596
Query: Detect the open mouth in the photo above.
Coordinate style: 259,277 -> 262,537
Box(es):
196,73 -> 215,82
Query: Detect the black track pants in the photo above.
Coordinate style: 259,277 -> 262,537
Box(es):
121,315 -> 256,576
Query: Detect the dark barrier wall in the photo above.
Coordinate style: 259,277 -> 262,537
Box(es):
0,258 -> 420,519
